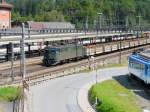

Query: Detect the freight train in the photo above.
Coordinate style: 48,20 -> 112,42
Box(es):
43,32 -> 149,66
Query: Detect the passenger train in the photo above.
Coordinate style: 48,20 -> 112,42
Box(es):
128,49 -> 150,84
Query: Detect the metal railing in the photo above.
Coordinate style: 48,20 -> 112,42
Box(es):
0,25 -> 150,37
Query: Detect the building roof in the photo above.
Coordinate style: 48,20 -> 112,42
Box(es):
27,21 -> 75,30
0,3 -> 13,9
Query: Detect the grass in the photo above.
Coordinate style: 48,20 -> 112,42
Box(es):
99,62 -> 127,68
79,68 -> 92,73
0,86 -> 22,102
89,80 -> 141,112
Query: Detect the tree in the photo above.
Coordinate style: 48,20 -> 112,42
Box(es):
44,10 -> 65,22
7,0 -> 150,27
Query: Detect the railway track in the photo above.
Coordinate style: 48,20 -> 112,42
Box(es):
25,43 -> 150,86
0,43 -> 149,86
0,56 -> 42,71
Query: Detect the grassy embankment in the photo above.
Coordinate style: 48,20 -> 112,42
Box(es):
0,86 -> 21,102
89,80 -> 141,112
80,61 -> 128,73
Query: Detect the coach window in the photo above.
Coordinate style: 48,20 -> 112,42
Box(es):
130,61 -> 144,70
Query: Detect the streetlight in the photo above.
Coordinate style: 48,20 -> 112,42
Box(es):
91,56 -> 98,107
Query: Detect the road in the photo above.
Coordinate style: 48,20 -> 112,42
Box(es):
30,67 -> 129,112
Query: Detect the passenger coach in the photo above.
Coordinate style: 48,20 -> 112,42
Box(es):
128,49 -> 150,84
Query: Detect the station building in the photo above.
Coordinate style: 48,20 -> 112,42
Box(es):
0,0 -> 13,29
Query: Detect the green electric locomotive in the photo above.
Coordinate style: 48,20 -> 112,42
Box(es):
43,44 -> 86,66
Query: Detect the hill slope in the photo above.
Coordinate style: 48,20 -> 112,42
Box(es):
7,0 -> 150,28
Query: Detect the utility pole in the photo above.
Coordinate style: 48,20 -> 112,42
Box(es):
137,15 -> 142,27
75,34 -> 78,60
28,24 -> 31,39
117,0 -> 120,32
85,16 -> 88,31
136,15 -> 142,45
20,23 -> 26,79
97,13 -> 103,31
20,23 -> 28,112
119,33 -> 122,64
125,16 -> 128,30
10,42 -> 14,81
